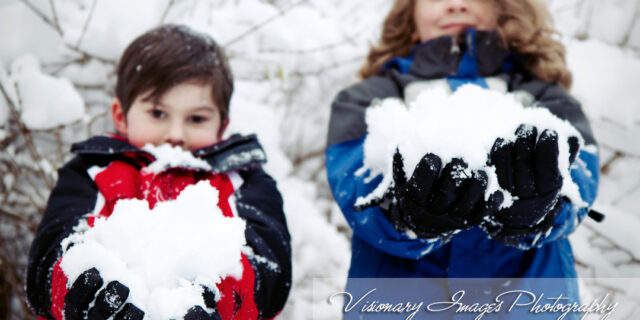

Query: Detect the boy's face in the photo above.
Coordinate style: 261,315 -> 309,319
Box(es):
112,81 -> 225,151
412,0 -> 498,43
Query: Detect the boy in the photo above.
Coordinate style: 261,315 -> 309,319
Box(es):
26,25 -> 291,320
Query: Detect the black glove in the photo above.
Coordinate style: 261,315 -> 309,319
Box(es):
483,124 -> 580,244
388,149 -> 502,239
64,268 -> 144,320
183,286 -> 221,320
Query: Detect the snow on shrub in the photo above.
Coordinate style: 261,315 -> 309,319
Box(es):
8,55 -> 85,130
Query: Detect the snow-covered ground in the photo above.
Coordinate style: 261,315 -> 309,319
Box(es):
1,0 -> 639,319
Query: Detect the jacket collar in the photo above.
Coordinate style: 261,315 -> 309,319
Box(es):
384,29 -> 510,79
71,133 -> 267,173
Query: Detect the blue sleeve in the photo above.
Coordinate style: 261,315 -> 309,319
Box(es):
326,136 -> 445,260
520,148 -> 599,248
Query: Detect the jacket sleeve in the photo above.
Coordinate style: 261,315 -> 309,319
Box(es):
235,167 -> 291,319
326,77 -> 447,260
513,82 -> 600,248
26,155 -> 98,319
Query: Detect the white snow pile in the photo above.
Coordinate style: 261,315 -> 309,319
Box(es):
4,55 -> 85,130
60,181 -> 247,319
142,143 -> 212,173
357,84 -> 585,208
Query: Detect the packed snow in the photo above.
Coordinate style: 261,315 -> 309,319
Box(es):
357,84 -> 585,208
142,143 -> 212,173
60,180 -> 246,319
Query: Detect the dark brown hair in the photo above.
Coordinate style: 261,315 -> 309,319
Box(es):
115,24 -> 233,124
360,0 -> 572,90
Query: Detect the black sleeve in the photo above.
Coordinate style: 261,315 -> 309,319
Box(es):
26,155 -> 98,318
235,167 -> 291,319
327,75 -> 401,146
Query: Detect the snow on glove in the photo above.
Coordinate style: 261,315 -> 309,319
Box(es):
182,286 -> 222,320
388,149 -> 502,239
483,124 -> 580,243
63,268 -> 144,320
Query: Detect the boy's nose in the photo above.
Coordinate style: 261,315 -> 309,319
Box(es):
165,122 -> 185,147
447,0 -> 468,13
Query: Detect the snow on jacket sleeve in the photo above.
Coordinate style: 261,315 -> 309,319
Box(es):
26,155 -> 102,319
235,167 -> 291,319
326,77 -> 446,260
511,82 -> 600,248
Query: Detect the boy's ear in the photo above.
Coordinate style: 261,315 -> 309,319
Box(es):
111,98 -> 128,136
218,117 -> 230,139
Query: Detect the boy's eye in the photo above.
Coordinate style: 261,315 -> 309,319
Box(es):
188,115 -> 207,124
150,109 -> 166,119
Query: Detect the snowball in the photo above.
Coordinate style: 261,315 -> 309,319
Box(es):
9,55 -> 85,130
60,181 -> 247,319
142,143 -> 212,173
357,84 -> 585,208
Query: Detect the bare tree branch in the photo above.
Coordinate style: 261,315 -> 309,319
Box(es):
290,55 -> 363,77
159,0 -> 176,25
255,28 -> 367,55
224,0 -> 306,47
75,0 -> 99,50
583,223 -> 640,264
1,79 -> 56,190
48,0 -> 63,34
19,0 -> 62,35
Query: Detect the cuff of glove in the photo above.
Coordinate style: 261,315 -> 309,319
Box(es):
382,198 -> 470,241
481,198 -> 564,248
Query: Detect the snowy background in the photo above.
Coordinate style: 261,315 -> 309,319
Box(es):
0,0 -> 639,319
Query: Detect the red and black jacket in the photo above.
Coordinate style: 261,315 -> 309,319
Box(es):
26,134 -> 291,319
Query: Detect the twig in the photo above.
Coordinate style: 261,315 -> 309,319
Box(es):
256,28 -> 367,55
64,43 -> 117,65
289,55 -> 363,77
583,223 -> 640,264
0,235 -> 32,316
19,0 -> 62,35
48,0 -> 63,34
620,2 -> 640,47
600,151 -> 623,174
224,0 -> 306,47
158,0 -> 176,25
86,109 -> 110,137
0,208 -> 35,230
0,82 -> 55,190
75,0 -> 99,50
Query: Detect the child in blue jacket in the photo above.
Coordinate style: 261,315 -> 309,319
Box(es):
327,0 -> 600,319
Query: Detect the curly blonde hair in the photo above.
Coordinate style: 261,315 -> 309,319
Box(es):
359,0 -> 572,89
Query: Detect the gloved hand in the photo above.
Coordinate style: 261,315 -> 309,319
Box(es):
388,149 -> 503,239
64,268 -> 144,320
183,286 -> 221,320
483,124 -> 580,243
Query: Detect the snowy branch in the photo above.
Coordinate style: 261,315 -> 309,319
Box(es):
74,0 -> 98,50
224,0 -> 306,47
19,0 -> 63,36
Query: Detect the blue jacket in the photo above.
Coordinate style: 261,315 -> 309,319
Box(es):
326,30 -> 598,319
